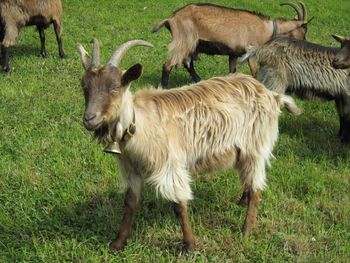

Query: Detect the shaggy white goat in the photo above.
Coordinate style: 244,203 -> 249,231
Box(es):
77,39 -> 301,251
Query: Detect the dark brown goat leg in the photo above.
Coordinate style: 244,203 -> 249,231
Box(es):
161,60 -> 173,88
229,55 -> 238,73
53,20 -> 65,58
183,59 -> 201,82
109,188 -> 138,251
242,190 -> 260,239
1,44 -> 9,72
174,201 -> 195,251
37,26 -> 47,58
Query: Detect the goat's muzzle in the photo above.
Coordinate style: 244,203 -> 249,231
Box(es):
83,112 -> 104,131
332,59 -> 347,70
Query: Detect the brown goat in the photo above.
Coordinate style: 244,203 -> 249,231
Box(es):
0,0 -> 65,72
332,35 -> 350,69
152,2 -> 310,88
77,39 -> 301,251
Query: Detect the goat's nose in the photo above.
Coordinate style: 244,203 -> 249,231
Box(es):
84,112 -> 96,122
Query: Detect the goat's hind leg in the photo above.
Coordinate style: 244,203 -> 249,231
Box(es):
242,190 -> 260,239
229,55 -> 238,73
173,201 -> 195,252
53,19 -> 65,58
238,157 -> 265,239
335,96 -> 350,143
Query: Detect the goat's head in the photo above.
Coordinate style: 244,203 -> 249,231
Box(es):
332,34 -> 350,69
77,39 -> 153,134
279,2 -> 311,40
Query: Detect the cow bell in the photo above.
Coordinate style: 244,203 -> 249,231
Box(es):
104,141 -> 122,154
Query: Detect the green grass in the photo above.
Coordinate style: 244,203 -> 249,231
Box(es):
1,0 -> 350,262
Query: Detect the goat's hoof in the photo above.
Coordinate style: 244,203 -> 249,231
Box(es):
40,51 -> 47,58
109,239 -> 126,252
181,240 -> 195,253
237,193 -> 249,207
59,52 -> 65,58
2,66 -> 9,73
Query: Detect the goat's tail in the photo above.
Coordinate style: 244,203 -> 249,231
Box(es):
238,45 -> 258,67
151,19 -> 169,33
279,95 -> 302,116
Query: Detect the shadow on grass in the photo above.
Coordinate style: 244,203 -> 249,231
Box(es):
7,44 -> 62,59
15,180 -> 244,255
279,113 -> 349,162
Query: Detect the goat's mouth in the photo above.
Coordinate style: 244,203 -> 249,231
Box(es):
84,118 -> 105,131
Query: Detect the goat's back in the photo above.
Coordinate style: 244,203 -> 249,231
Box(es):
133,73 -> 283,173
0,0 -> 62,25
170,3 -> 270,45
256,37 -> 350,96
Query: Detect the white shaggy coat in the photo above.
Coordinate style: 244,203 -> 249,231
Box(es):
116,73 -> 299,203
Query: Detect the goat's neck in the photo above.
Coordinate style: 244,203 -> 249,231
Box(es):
275,19 -> 304,35
118,89 -> 135,137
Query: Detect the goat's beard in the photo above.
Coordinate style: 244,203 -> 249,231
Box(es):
93,119 -> 118,145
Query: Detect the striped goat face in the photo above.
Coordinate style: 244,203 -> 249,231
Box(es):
77,39 -> 152,132
332,35 -> 350,70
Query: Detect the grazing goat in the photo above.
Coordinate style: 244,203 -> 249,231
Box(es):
77,39 -> 301,251
0,0 -> 65,72
332,35 -> 350,69
242,36 -> 350,142
152,2 -> 310,88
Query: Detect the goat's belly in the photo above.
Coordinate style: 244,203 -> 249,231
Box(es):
197,40 -> 245,56
192,150 -> 237,174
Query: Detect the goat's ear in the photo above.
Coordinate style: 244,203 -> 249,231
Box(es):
332,34 -> 345,44
122,63 -> 143,86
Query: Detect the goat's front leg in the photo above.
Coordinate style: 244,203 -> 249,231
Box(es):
183,59 -> 201,83
242,190 -> 260,239
109,187 -> 140,251
248,56 -> 258,77
229,55 -> 238,73
173,201 -> 195,251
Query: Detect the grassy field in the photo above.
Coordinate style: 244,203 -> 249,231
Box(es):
1,0 -> 350,262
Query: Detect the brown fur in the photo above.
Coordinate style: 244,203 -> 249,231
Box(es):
152,3 -> 308,87
0,0 -> 64,71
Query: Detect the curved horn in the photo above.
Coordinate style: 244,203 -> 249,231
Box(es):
77,43 -> 91,69
332,34 -> 345,44
299,2 -> 307,20
91,38 -> 100,65
281,2 -> 303,20
108,40 -> 154,68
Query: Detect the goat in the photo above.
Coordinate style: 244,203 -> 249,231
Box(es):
0,0 -> 65,72
152,2 -> 310,88
77,39 -> 301,251
241,36 -> 350,142
332,35 -> 350,69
